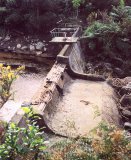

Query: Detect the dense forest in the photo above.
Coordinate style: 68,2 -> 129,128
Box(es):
0,0 -> 130,34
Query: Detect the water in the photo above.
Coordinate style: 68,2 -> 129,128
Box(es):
69,42 -> 85,73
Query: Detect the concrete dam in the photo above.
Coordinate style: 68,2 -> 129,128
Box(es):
0,24 -> 120,137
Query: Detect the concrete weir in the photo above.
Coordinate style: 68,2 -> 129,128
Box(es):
0,27 -> 120,137
30,42 -> 119,137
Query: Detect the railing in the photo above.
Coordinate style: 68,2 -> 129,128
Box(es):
50,27 -> 79,38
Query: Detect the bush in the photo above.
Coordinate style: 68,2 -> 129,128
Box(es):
0,107 -> 47,160
0,65 -> 25,107
47,122 -> 131,160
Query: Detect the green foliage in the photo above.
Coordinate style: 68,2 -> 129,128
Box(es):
0,65 -> 25,107
119,0 -> 125,8
72,0 -> 85,8
0,108 -> 46,159
84,5 -> 131,56
85,21 -> 120,38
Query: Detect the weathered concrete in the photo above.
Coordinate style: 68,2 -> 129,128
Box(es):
44,79 -> 120,137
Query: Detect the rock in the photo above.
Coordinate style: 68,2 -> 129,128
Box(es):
86,63 -> 93,69
16,44 -> 21,49
43,47 -> 47,52
124,122 -> 131,130
107,78 -> 124,89
36,51 -> 42,55
86,63 -> 94,73
36,42 -> 44,50
114,68 -> 124,77
29,45 -> 35,51
123,77 -> 131,84
4,36 -> 10,42
21,102 -> 32,107
120,82 -> 131,95
7,46 -> 12,51
21,46 -> 28,50
104,63 -> 112,68
0,37 -> 2,40
95,63 -> 103,70
122,110 -> 131,118
120,94 -> 131,106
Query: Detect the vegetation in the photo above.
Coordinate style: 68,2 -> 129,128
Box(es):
0,107 -> 47,160
0,65 -> 25,107
46,122 -> 131,160
82,1 -> 131,77
0,1 -> 131,160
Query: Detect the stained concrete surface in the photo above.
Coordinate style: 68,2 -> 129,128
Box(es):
45,79 -> 120,137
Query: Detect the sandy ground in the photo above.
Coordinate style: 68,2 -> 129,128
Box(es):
45,79 -> 120,137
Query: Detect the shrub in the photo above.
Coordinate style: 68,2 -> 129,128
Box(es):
48,122 -> 131,160
0,107 -> 47,160
0,65 -> 25,107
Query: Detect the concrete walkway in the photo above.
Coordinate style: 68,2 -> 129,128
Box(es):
45,79 -> 120,137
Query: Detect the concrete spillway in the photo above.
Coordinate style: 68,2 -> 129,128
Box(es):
44,78 -> 119,137
0,25 -> 120,138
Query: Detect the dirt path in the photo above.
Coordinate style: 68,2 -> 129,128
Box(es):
45,79 -> 120,137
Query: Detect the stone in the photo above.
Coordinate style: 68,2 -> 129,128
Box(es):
104,63 -> 112,68
4,36 -> 10,42
21,102 -> 32,107
36,42 -> 44,50
123,77 -> 131,84
21,46 -> 28,50
7,46 -> 12,51
43,47 -> 47,52
16,44 -> 21,49
29,45 -> 35,51
124,122 -> 131,130
94,63 -> 103,70
36,51 -> 42,55
120,94 -> 131,106
13,47 -> 15,51
114,68 -> 124,77
122,110 -> 131,118
0,37 -> 2,40
120,83 -> 131,95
